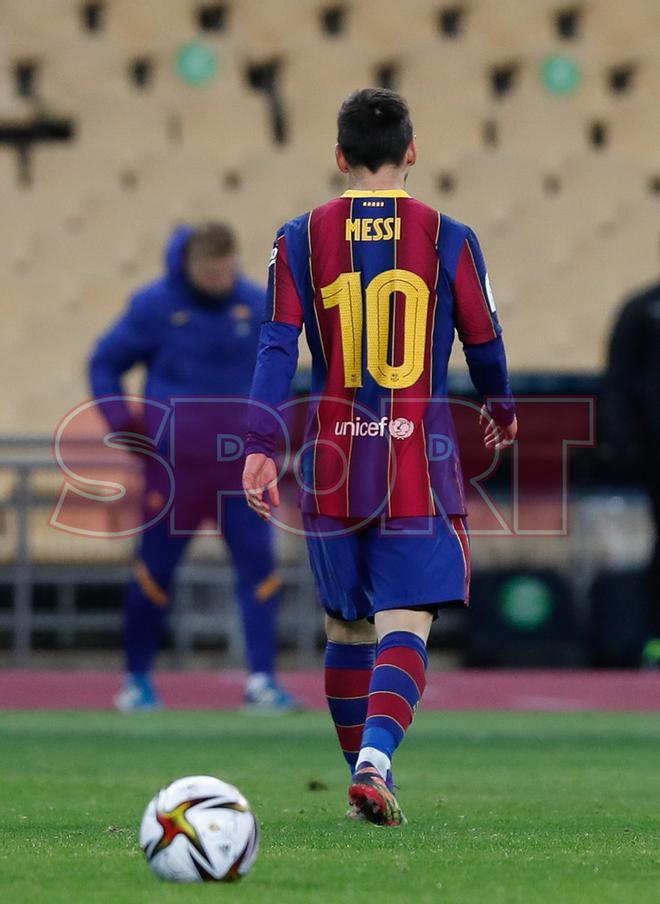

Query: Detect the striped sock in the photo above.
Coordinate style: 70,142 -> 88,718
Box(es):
324,641 -> 376,771
358,631 -> 428,775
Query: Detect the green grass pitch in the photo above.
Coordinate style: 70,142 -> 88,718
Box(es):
1,710 -> 659,903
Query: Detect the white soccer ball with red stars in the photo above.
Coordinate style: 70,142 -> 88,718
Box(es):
140,775 -> 259,883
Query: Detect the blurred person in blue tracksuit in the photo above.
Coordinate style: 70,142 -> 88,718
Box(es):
89,222 -> 300,711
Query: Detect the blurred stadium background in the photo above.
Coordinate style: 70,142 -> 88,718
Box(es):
0,0 -> 658,679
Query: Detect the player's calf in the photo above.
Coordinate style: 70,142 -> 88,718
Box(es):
324,635 -> 376,770
346,623 -> 430,825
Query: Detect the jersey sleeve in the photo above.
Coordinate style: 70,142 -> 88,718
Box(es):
264,228 -> 304,328
246,227 -> 303,457
439,219 -> 515,426
452,227 -> 501,345
88,290 -> 160,431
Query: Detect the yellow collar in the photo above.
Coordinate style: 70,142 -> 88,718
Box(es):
341,189 -> 410,198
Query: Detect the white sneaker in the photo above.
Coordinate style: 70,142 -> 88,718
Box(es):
114,674 -> 162,712
243,673 -> 304,712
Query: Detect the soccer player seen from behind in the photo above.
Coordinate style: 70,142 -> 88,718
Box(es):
243,89 -> 518,825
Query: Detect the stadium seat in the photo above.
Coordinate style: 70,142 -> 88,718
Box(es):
582,0 -> 660,53
231,0 -> 318,55
105,0 -> 196,50
30,509 -> 135,564
399,43 -> 487,165
76,98 -> 172,155
584,198 -> 660,298
0,505 -> 18,564
349,0 -> 439,55
39,39 -> 131,106
216,147 -> 334,280
29,144 -> 131,210
0,148 -> 17,190
496,92 -> 593,166
38,193 -> 148,285
608,102 -> 660,167
175,95 -> 271,161
283,47 -> 375,155
133,149 -> 227,216
0,0 -> 81,55
469,0 -> 553,54
559,153 -> 646,210
434,151 -> 539,231
0,68 -> 35,120
0,191 -> 51,277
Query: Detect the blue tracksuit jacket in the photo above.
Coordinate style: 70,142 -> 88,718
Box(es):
89,226 -> 266,457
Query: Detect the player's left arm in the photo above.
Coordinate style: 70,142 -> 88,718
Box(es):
450,226 -> 517,450
243,228 -> 303,519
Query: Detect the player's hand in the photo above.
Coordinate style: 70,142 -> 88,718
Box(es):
242,453 -> 280,520
480,405 -> 518,451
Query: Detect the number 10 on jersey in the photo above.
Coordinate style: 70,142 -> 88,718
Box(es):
320,268 -> 430,390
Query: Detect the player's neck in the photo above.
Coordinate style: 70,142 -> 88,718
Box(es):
347,166 -> 407,192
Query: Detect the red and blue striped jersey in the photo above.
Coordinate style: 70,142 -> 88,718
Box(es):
248,189 -> 514,518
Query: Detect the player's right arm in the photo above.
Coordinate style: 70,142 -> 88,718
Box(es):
444,222 -> 518,450
243,227 -> 303,519
88,289 -> 159,432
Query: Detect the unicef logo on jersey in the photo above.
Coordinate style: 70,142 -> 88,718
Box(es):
388,417 -> 415,440
334,416 -> 415,440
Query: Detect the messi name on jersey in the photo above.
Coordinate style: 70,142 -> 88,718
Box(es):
344,216 -> 402,241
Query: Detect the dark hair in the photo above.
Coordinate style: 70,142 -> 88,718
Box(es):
187,222 -> 237,260
337,88 -> 413,173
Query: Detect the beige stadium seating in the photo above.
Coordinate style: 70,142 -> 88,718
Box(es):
104,0 -> 196,51
38,38 -> 133,106
154,40 -> 277,158
495,90 -> 593,167
607,102 -> 660,168
557,154 -> 648,227
282,47 -> 376,157
230,0 -> 318,56
0,190 -> 48,276
0,271 -> 81,430
28,144 -> 131,213
0,0 -> 81,56
0,69 -> 34,120
76,97 -> 172,155
133,149 -> 229,219
431,151 -> 539,230
348,0 -> 440,57
223,147 -> 337,270
175,93 -> 271,162
586,198 -> 660,297
509,192 -> 660,372
468,0 -> 555,55
0,147 -> 17,191
30,508 -> 136,564
0,0 -> 660,438
26,453 -> 140,565
580,0 -> 660,55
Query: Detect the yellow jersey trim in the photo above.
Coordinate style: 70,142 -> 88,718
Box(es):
341,189 -> 411,198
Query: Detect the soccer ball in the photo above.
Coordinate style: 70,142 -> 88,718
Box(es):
140,775 -> 259,883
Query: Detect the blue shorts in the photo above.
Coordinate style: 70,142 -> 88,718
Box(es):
303,514 -> 470,622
